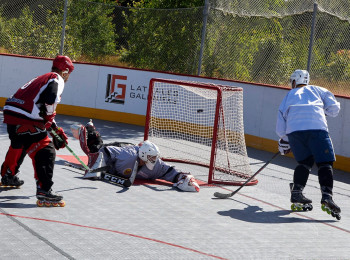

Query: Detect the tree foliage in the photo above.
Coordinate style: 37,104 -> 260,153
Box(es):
65,0 -> 116,59
121,6 -> 203,73
1,0 -> 350,91
0,0 -> 117,60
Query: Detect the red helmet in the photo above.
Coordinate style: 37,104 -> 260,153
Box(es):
52,55 -> 74,73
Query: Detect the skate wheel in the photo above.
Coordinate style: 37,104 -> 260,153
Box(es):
37,200 -> 44,207
321,204 -> 326,211
44,201 -> 52,207
291,204 -> 299,211
52,202 -> 59,207
336,214 -> 341,220
304,204 -> 313,211
59,201 -> 66,207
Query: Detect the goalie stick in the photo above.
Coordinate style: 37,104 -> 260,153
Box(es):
64,156 -> 139,188
64,161 -> 133,187
89,154 -> 138,186
213,152 -> 279,199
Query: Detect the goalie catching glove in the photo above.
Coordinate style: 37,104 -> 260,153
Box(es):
50,126 -> 68,150
278,137 -> 291,155
173,173 -> 200,192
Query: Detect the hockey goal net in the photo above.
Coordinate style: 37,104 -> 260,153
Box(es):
145,78 -> 256,186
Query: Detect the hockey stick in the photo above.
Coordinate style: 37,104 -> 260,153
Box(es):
50,128 -> 90,171
64,161 -> 132,187
213,152 -> 279,199
128,160 -> 139,186
100,172 -> 132,187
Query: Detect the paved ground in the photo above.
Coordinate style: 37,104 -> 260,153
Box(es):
0,113 -> 350,260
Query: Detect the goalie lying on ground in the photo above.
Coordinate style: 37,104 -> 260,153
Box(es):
77,120 -> 200,192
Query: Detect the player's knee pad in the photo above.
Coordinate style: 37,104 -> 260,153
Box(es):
317,162 -> 333,188
293,164 -> 311,187
297,156 -> 314,169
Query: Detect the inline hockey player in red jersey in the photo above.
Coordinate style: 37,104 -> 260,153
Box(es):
1,55 -> 74,207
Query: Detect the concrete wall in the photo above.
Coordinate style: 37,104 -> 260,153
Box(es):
0,54 -> 349,171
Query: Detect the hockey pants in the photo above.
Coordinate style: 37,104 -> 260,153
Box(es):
1,124 -> 56,191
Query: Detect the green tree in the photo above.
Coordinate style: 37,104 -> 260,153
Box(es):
1,5 -> 62,57
121,0 -> 204,73
132,0 -> 203,8
202,0 -> 292,83
0,0 -> 117,60
65,0 -> 117,60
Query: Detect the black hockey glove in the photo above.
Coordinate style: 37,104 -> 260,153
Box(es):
50,126 -> 68,150
278,138 -> 291,155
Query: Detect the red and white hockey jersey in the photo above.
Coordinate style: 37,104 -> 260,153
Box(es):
3,72 -> 65,127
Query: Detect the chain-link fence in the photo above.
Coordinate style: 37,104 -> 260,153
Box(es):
0,0 -> 350,96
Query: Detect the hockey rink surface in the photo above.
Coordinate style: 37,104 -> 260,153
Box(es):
1,113 -> 350,260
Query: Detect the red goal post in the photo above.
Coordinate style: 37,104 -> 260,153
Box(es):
145,78 -> 257,186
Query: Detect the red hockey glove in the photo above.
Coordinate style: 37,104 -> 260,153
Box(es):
44,112 -> 57,130
50,126 -> 68,150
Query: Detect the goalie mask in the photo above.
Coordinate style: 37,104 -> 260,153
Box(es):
138,140 -> 160,170
290,69 -> 309,88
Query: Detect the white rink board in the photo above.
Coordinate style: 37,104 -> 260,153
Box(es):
0,54 -> 350,159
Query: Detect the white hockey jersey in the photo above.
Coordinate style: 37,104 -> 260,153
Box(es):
276,85 -> 340,139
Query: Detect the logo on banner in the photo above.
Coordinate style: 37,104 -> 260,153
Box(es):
105,74 -> 127,104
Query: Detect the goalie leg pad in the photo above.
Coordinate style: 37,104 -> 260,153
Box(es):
83,152 -> 107,179
173,173 -> 200,192
79,125 -> 90,155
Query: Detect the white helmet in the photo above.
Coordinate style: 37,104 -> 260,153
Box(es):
290,69 -> 309,88
138,140 -> 160,170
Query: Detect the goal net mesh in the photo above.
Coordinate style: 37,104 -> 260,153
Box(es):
145,79 -> 255,185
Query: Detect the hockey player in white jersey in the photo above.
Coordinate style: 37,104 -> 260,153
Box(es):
78,121 -> 200,192
276,69 -> 341,219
